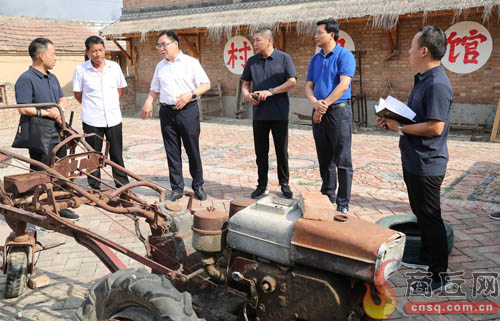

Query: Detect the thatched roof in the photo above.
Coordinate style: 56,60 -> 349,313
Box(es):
101,0 -> 500,40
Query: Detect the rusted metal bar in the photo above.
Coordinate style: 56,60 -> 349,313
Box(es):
73,233 -> 128,272
0,103 -> 66,130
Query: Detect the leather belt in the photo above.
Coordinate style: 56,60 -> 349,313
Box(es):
160,100 -> 197,110
330,101 -> 348,109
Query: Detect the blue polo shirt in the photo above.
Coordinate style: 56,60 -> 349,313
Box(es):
15,66 -> 64,141
306,45 -> 356,103
241,49 -> 296,120
400,65 -> 453,176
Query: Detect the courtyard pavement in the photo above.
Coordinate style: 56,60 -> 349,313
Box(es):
0,115 -> 499,320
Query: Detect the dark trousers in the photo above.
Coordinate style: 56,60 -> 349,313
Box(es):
159,101 -> 203,193
82,122 -> 129,188
29,143 -> 66,172
403,168 -> 448,280
312,105 -> 353,208
252,120 -> 289,187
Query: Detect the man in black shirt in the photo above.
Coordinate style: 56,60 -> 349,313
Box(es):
378,26 -> 452,294
241,28 -> 297,199
15,38 -> 79,221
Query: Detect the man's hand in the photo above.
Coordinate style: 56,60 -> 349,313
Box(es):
376,116 -> 388,129
141,102 -> 153,119
384,118 -> 400,131
313,110 -> 323,124
244,92 -> 260,105
47,107 -> 63,125
175,92 -> 192,110
316,100 -> 329,114
253,90 -> 273,102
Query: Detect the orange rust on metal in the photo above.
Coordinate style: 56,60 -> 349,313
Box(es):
232,256 -> 258,276
0,153 -> 11,168
54,152 -> 101,178
229,198 -> 255,218
3,171 -> 56,194
193,207 -> 228,234
300,191 -> 335,221
2,230 -> 36,274
292,216 -> 399,264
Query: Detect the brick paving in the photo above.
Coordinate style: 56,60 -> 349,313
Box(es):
0,116 -> 499,320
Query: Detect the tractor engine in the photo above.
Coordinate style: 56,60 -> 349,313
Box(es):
190,193 -> 405,321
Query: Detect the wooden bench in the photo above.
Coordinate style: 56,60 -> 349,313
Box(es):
199,81 -> 223,121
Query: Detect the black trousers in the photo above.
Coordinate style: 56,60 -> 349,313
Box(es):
312,105 -> 353,208
159,101 -> 203,193
252,120 -> 289,187
29,142 -> 66,171
403,168 -> 448,280
82,122 -> 129,188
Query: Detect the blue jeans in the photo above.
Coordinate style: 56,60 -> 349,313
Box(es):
312,105 -> 353,208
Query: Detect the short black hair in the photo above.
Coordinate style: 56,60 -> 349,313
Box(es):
317,19 -> 339,41
85,36 -> 105,51
28,38 -> 53,60
417,26 -> 447,61
158,30 -> 180,48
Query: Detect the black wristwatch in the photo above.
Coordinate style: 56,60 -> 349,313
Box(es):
191,92 -> 197,100
268,88 -> 274,95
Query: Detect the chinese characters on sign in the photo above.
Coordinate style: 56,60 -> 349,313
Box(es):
442,21 -> 492,74
223,36 -> 254,75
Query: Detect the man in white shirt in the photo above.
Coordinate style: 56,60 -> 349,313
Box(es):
141,30 -> 210,201
73,36 -> 129,190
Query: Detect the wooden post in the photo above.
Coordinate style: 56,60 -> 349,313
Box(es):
490,99 -> 500,142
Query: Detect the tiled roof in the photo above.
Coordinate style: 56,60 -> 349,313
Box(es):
0,16 -> 122,53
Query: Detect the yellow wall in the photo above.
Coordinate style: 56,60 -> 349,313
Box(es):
0,54 -> 85,96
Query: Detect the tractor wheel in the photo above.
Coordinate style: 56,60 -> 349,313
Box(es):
376,214 -> 454,259
5,247 -> 29,298
76,268 -> 202,321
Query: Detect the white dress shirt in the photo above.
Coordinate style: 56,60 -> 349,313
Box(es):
73,59 -> 127,127
150,52 -> 210,105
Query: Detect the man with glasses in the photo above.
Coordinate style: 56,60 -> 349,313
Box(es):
141,30 -> 210,201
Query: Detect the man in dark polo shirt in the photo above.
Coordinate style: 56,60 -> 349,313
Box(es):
377,26 -> 453,293
305,19 -> 356,214
241,27 -> 297,199
14,37 -> 79,221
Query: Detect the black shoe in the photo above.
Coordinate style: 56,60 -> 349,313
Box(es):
167,191 -> 183,202
194,187 -> 207,201
281,184 -> 293,199
90,184 -> 101,190
489,211 -> 500,220
401,255 -> 430,270
337,206 -> 348,214
251,186 -> 268,199
59,209 -> 80,221
410,277 -> 452,295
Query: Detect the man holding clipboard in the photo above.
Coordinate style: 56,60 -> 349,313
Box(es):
377,26 -> 453,294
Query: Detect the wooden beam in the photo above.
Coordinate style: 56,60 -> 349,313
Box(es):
113,40 -> 132,61
195,32 -> 201,62
181,35 -> 199,59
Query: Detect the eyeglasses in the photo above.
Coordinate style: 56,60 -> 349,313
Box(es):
155,41 -> 175,50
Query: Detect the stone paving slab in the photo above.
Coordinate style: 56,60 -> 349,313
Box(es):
0,116 -> 499,320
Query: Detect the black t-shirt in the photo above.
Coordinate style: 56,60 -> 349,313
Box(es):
15,66 -> 64,142
400,65 -> 453,176
241,49 -> 296,120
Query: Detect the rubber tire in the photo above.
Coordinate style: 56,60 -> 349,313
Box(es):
76,268 -> 202,321
376,214 -> 454,259
5,247 -> 29,298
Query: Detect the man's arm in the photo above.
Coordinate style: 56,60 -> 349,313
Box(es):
140,90 -> 160,119
74,92 -> 82,104
118,87 -> 126,99
378,117 -> 445,137
242,80 -> 259,105
254,77 -> 296,101
321,75 -> 351,109
175,83 -> 210,110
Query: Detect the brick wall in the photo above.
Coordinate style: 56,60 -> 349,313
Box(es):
131,13 -> 500,123
0,83 -> 20,129
121,76 -> 137,115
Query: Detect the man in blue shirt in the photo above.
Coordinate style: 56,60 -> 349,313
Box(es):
241,28 -> 297,199
378,26 -> 453,293
305,19 -> 356,213
14,38 -> 79,221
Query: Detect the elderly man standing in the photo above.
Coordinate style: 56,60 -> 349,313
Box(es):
305,19 -> 356,214
141,30 -> 210,201
73,36 -> 129,190
14,37 -> 79,221
241,28 -> 297,199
